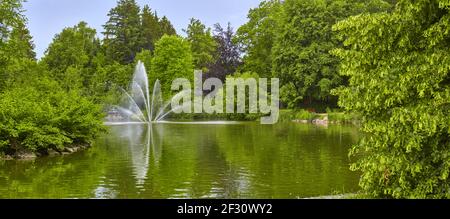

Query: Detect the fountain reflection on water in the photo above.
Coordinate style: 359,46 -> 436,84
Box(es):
101,61 -> 248,192
126,124 -> 162,187
93,123 -> 163,198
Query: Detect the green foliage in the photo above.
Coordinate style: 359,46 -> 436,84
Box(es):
295,110 -> 316,121
184,18 -> 217,72
140,5 -> 160,51
103,1 -> 176,64
4,21 -> 35,60
278,109 -> 315,122
0,0 -> 34,60
61,66 -> 83,92
278,108 -> 358,123
159,16 -> 177,36
1,58 -> 45,89
0,4 -> 106,157
208,23 -> 242,81
139,5 -> 176,52
89,61 -> 133,104
0,0 -> 35,90
103,0 -> 142,64
223,72 -> 263,121
333,0 -> 450,198
0,78 -> 105,154
236,0 -> 281,78
271,0 -> 391,108
134,49 -> 152,70
0,0 -> 23,40
326,109 -> 360,124
278,110 -> 297,122
42,22 -> 99,75
41,21 -> 106,99
151,35 -> 193,97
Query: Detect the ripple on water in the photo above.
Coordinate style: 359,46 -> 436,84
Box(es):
0,123 -> 361,198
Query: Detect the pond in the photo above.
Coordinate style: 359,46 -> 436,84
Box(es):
0,122 -> 360,198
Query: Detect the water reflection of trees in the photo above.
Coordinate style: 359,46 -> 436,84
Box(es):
0,123 -> 361,198
138,123 -> 361,198
0,146 -> 110,198
213,123 -> 361,198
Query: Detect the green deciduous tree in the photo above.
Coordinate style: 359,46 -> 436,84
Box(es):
42,22 -> 101,94
151,35 -> 193,97
0,0 -> 115,158
333,0 -> 450,198
0,74 -> 105,155
89,59 -> 133,105
236,0 -> 281,78
272,0 -> 391,109
42,22 -> 98,73
2,58 -> 45,91
134,49 -> 152,70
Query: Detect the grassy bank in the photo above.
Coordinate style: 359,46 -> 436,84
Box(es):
279,109 -> 360,125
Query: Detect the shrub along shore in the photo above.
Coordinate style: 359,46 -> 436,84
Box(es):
0,77 -> 106,160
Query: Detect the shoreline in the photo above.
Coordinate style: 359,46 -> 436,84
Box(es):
278,109 -> 360,126
304,193 -> 358,199
0,144 -> 90,161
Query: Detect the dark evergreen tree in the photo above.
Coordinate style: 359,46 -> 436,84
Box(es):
184,18 -> 217,72
140,5 -> 160,52
0,0 -> 36,90
103,0 -> 141,64
5,21 -> 35,60
158,16 -> 177,37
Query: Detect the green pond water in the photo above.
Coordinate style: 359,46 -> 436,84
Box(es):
0,122 -> 360,198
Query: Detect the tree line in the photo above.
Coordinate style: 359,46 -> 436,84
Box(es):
0,0 -> 243,158
0,0 -> 393,109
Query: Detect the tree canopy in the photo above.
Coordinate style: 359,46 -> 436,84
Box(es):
0,0 -> 105,157
42,22 -> 100,88
151,35 -> 193,97
271,0 -> 391,108
333,0 -> 450,198
103,0 -> 177,64
103,0 -> 142,64
184,18 -> 217,73
236,0 -> 281,78
0,0 -> 35,90
207,23 -> 242,82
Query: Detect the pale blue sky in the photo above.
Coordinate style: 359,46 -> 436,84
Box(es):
23,0 -> 262,59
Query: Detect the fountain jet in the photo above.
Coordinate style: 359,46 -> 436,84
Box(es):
109,61 -> 177,123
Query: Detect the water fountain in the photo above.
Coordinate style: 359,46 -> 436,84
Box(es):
105,61 -> 241,125
106,61 -> 180,124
